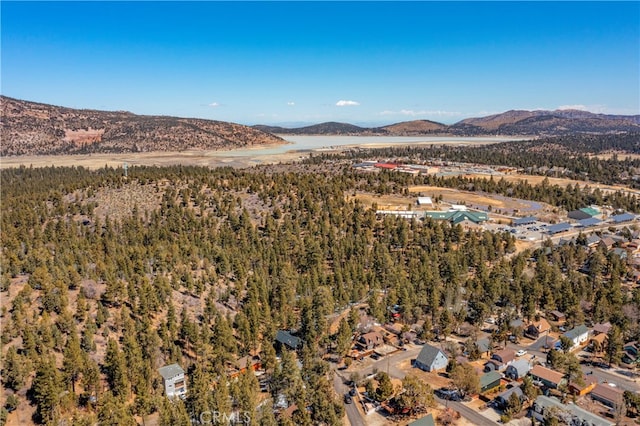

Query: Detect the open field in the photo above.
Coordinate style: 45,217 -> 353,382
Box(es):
0,147 -> 304,170
591,152 -> 640,160
346,189 -> 540,213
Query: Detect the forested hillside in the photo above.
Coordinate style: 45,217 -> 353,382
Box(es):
309,133 -> 640,189
1,164 -> 638,425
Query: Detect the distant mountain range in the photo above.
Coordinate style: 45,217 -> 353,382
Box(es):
254,109 -> 640,136
1,96 -> 285,156
3,96 -> 639,157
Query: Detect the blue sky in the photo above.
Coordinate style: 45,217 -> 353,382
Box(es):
2,1 -> 639,126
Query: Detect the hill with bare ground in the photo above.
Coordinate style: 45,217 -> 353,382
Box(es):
379,119 -> 447,134
1,96 -> 286,156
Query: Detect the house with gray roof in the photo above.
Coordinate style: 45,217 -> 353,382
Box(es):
531,395 -> 614,426
495,386 -> 524,409
476,337 -> 491,354
611,247 -> 628,260
505,359 -> 531,381
586,234 -> 601,247
158,364 -> 187,399
414,344 -> 448,372
275,330 -> 302,351
563,324 -> 589,350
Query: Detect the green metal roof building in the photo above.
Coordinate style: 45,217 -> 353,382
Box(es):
423,210 -> 488,225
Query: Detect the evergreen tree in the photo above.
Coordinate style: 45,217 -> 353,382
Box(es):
31,358 -> 62,424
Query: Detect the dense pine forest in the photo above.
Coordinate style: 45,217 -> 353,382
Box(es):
1,163 -> 639,425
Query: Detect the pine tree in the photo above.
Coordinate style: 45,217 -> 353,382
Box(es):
31,357 -> 62,424
104,339 -> 130,399
62,333 -> 83,393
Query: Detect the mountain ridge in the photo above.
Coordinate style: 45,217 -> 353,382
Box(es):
254,109 -> 640,136
1,96 -> 286,156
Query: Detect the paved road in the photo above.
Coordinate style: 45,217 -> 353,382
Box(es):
333,373 -> 365,426
434,396 -> 499,426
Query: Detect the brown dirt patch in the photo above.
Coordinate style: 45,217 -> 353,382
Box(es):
411,186 -> 510,209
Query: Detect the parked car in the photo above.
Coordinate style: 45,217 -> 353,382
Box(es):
344,394 -> 353,404
435,388 -> 462,401
516,349 -> 527,357
349,388 -> 357,397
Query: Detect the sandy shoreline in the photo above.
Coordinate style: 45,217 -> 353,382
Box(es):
0,138 -> 508,170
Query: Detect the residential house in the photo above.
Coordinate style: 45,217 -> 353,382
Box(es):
228,355 -> 262,378
476,337 -> 491,355
592,322 -> 612,335
589,333 -> 607,352
158,364 -> 187,399
549,310 -> 566,323
599,237 -> 616,251
358,331 -> 384,350
505,359 -> 531,381
485,348 -> 516,372
275,330 -> 302,351
408,413 -> 435,426
530,396 -> 614,426
480,371 -> 502,393
586,234 -> 601,248
611,247 -> 628,260
529,365 -> 565,389
413,344 -> 448,372
562,324 -> 590,350
591,383 -> 625,409
524,318 -> 551,339
495,386 -> 524,409
569,375 -> 598,396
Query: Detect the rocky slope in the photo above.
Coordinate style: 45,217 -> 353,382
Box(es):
1,96 -> 285,156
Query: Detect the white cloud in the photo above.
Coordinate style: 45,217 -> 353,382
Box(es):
557,104 -> 588,111
287,101 -> 295,106
379,109 -> 461,117
208,102 -> 220,108
336,100 -> 360,107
